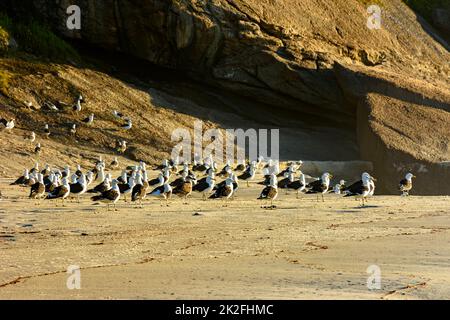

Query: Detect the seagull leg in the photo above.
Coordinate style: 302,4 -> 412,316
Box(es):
322,193 -> 324,202
247,181 -> 249,188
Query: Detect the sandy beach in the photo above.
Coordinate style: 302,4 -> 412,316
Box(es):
1,174 -> 449,300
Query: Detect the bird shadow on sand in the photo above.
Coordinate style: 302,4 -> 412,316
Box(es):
337,205 -> 381,212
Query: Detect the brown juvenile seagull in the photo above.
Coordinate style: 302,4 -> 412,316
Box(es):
399,172 -> 416,196
173,175 -> 195,204
258,174 -> 278,209
131,173 -> 148,208
29,173 -> 45,205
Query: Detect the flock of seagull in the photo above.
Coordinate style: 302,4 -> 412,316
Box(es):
4,153 -> 417,210
1,93 -> 417,209
1,94 -> 132,156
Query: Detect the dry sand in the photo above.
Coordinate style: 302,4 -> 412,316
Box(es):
1,173 -> 449,300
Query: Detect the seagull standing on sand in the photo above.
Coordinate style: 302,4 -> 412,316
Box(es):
46,177 -> 71,206
193,175 -> 216,200
209,176 -> 234,205
131,172 -> 148,208
238,162 -> 256,187
116,140 -> 127,154
70,124 -> 77,136
25,131 -> 36,143
82,113 -> 94,125
29,173 -> 45,204
306,172 -> 333,202
399,173 -> 416,196
258,173 -> 278,209
118,176 -> 136,202
34,143 -> 41,156
113,110 -> 124,119
44,124 -> 51,138
110,157 -> 119,169
10,169 -> 35,187
122,118 -> 132,130
0,118 -> 15,131
70,174 -> 88,202
149,182 -> 173,206
73,96 -> 82,112
333,180 -> 346,194
344,173 -> 373,206
91,179 -> 121,211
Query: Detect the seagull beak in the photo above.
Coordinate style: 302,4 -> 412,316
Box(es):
413,175 -> 416,178
371,177 -> 377,182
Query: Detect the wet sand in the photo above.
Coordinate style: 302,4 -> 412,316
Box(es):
0,175 -> 449,299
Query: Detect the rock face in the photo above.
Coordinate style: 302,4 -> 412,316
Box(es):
4,0 -> 450,194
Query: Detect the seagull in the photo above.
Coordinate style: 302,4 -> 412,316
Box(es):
87,173 -> 111,194
41,164 -> 51,176
34,142 -> 41,156
25,131 -> 36,143
131,173 -> 148,208
45,173 -> 58,193
278,170 -> 306,198
43,101 -> 59,112
75,165 -> 83,177
113,110 -> 124,119
258,174 -> 278,209
29,173 -> 45,204
193,175 -> 216,200
118,176 -> 136,202
148,172 -> 164,188
70,124 -> 77,136
70,174 -> 88,202
0,118 -> 15,131
73,96 -> 82,112
148,183 -> 173,206
116,140 -> 127,153
121,118 -> 132,130
235,160 -> 246,172
86,171 -> 95,186
82,113 -> 94,125
333,180 -> 347,194
344,173 -> 373,206
110,157 -> 119,169
218,161 -> 232,177
24,101 -> 34,108
91,179 -> 121,211
46,177 -> 71,206
209,176 -> 234,205
117,169 -> 128,184
29,162 -> 40,175
10,169 -> 35,187
306,172 -> 333,202
44,124 -> 50,138
173,175 -> 196,204
238,163 -> 256,187
399,173 -> 416,196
